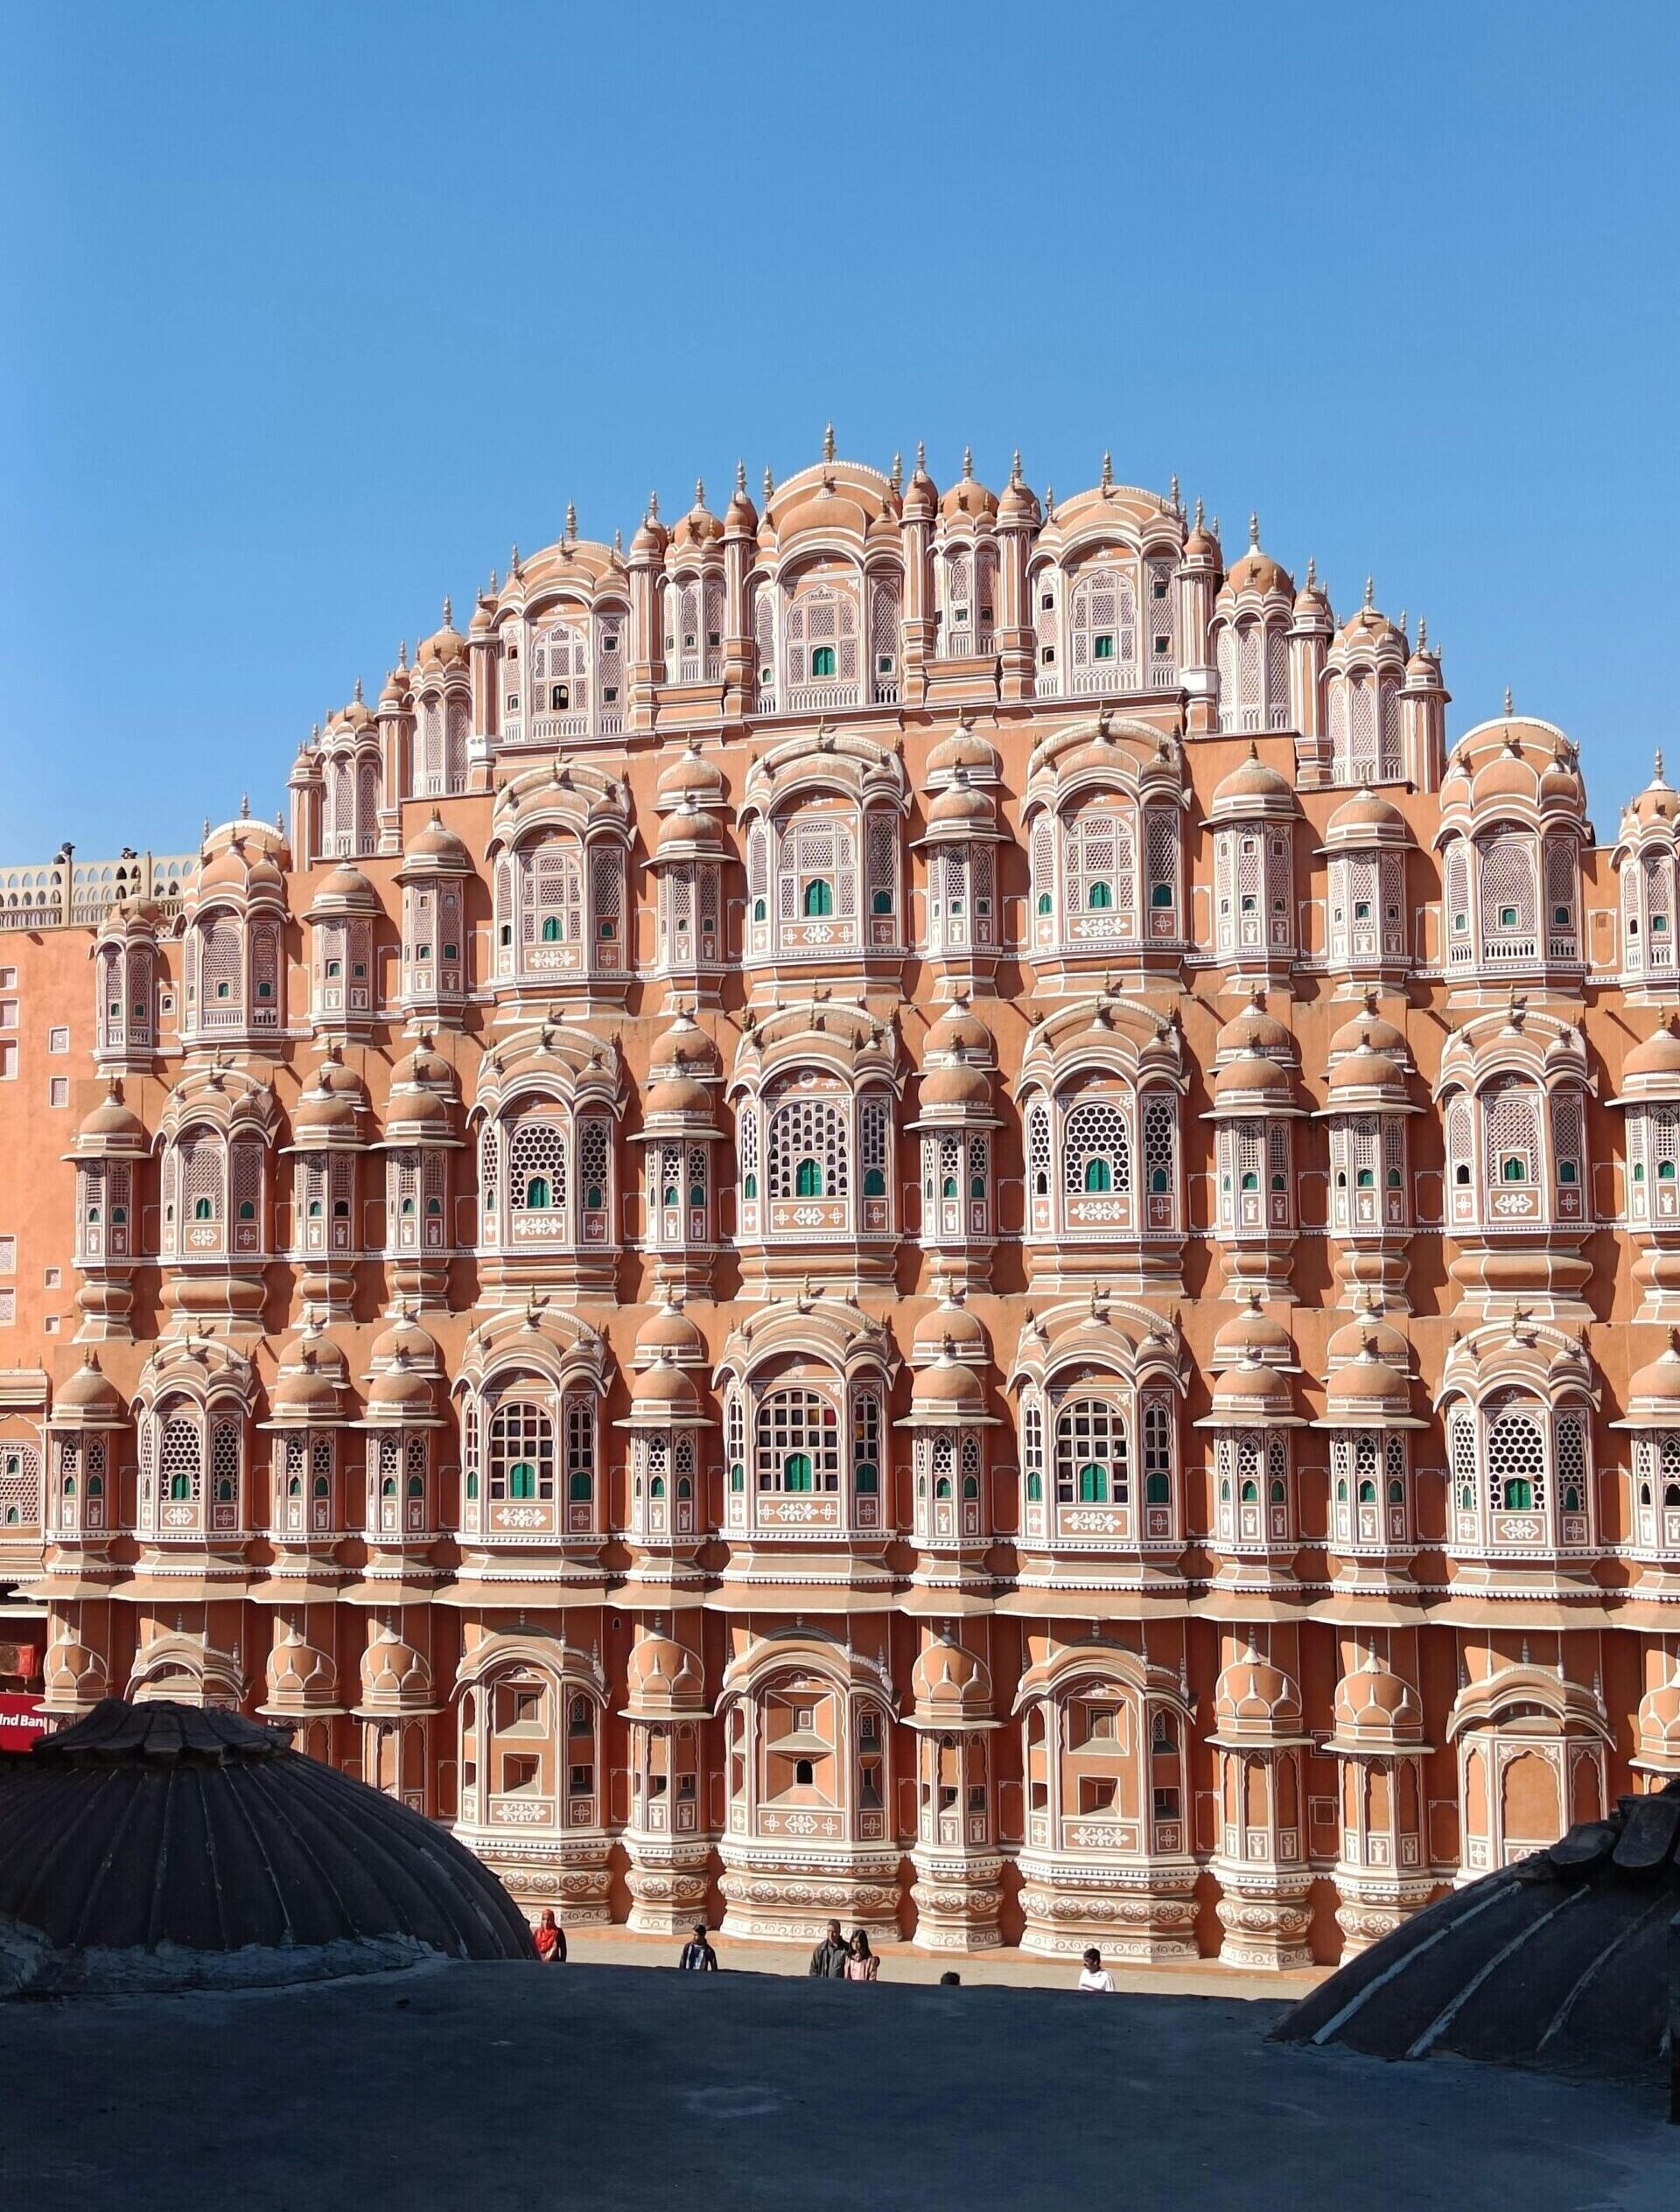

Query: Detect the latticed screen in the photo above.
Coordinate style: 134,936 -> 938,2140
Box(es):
1027,1102 -> 1052,1195
1142,1094 -> 1176,1197
754,1389 -> 840,1491
1068,567 -> 1137,682
1054,1398 -> 1129,1504
865,811 -> 898,912
488,1402 -> 555,1499
1478,831 -> 1536,936
509,1117 -> 566,1211
1142,1396 -> 1173,1502
160,1415 -> 201,1501
1488,1403 -> 1546,1512
1030,816 -> 1054,914
1063,1098 -> 1131,1194
523,843 -> 582,944
578,1117 -> 610,1208
1482,1081 -> 1538,1186
1450,1411 -> 1479,1512
591,848 -> 623,939
564,1394 -> 594,1501
859,1095 -> 891,1196
767,1094 -> 848,1199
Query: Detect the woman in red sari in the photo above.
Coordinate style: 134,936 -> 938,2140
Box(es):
534,1908 -> 567,1964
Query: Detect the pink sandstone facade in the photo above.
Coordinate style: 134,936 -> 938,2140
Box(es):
3,435 -> 1679,1967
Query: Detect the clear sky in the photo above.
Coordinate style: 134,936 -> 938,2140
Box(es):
2,3 -> 1675,860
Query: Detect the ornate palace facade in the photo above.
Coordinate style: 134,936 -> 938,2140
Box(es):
3,438 -> 1677,1967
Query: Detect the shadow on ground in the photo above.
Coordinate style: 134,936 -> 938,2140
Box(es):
0,1961 -> 1670,2212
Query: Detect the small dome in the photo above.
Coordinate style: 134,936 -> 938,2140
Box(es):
368,1362 -> 437,1416
1214,996 -> 1294,1060
625,1632 -> 705,1716
1326,1044 -> 1410,1099
77,1084 -> 146,1148
1327,1001 -> 1408,1062
996,457 -> 1040,528
1214,1051 -> 1295,1103
673,481 -> 721,550
1326,1349 -> 1411,1418
926,780 -> 996,833
1622,753 -> 1676,833
360,1622 -> 431,1710
911,1358 -> 987,1416
940,451 -> 998,522
1627,1337 -> 1680,1414
912,1295 -> 990,1367
1636,1676 -> 1680,1764
644,1073 -> 717,1119
1325,788 -> 1410,845
648,1013 -> 722,1083
1221,539 -> 1293,602
1326,1309 -> 1410,1371
1211,1362 -> 1295,1422
416,603 -> 467,672
1333,1657 -> 1424,1744
402,814 -> 471,870
927,726 -> 1001,781
369,1311 -> 441,1372
53,1352 -> 124,1423
1622,1018 -> 1680,1088
270,1331 -> 350,1418
1212,1300 -> 1294,1368
1210,744 -> 1294,815
1215,1653 -> 1304,1738
655,802 -> 725,853
911,1637 -> 993,1720
631,1356 -> 704,1418
267,1623 -> 337,1707
656,744 -> 725,808
378,658 -> 410,710
724,468 -> 759,536
292,1074 -> 366,1139
634,1300 -> 707,1367
629,500 -> 669,562
925,1002 -> 995,1061
0,1699 -> 532,1982
918,1062 -> 993,1111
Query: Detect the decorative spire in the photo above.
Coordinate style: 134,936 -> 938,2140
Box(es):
1101,450 -> 1113,490
648,489 -> 659,520
1249,511 -> 1259,548
240,793 -> 249,819
763,465 -> 774,503
822,421 -> 836,464
441,596 -> 452,627
1011,449 -> 1022,486
509,543 -> 520,576
1656,748 -> 1666,784
1505,685 -> 1514,716
890,451 -> 902,492
916,439 -> 927,472
1194,495 -> 1204,529
1363,575 -> 1374,609
1306,556 -> 1317,589
353,676 -> 363,704
398,640 -> 407,668
1044,484 -> 1054,518
1416,615 -> 1427,648
487,570 -> 497,597
613,528 -> 623,556
735,458 -> 746,494
962,444 -> 973,480
694,479 -> 704,508
565,500 -> 578,542
1170,472 -> 1180,510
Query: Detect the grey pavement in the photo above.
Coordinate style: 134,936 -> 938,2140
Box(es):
0,1959 -> 1670,2211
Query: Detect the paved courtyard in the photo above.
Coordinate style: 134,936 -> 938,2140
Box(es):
0,1959 -> 1670,2210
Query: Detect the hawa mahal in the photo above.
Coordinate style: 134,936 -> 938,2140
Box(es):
3,433 -> 1678,1967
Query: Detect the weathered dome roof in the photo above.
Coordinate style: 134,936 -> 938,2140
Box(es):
1332,1656 -> 1424,1744
1274,1781 -> 1680,2095
0,1699 -> 533,1989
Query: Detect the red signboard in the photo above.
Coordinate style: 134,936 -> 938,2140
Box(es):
0,1692 -> 46,1752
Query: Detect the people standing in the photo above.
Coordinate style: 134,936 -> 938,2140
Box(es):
1076,1945 -> 1115,1992
679,1921 -> 719,1970
808,1919 -> 850,1978
534,1908 -> 567,1964
844,1928 -> 879,1982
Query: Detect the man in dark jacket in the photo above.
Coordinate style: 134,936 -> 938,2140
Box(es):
808,1919 -> 850,1978
679,1922 -> 718,1970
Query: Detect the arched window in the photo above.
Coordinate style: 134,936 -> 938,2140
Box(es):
812,646 -> 836,679
1088,882 -> 1113,910
754,1389 -> 841,1493
487,1402 -> 556,1502
1054,1399 -> 1129,1507
803,879 -> 834,918
795,1158 -> 823,1198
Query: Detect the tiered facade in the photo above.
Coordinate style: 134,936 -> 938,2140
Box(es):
4,436 -> 1678,1967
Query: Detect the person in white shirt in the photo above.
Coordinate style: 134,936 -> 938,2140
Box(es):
1077,1945 -> 1116,1992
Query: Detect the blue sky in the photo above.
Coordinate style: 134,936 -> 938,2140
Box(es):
2,3 -> 1675,858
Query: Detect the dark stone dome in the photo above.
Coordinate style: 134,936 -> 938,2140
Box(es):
0,1699 -> 534,1989
1274,1778 -> 1680,2116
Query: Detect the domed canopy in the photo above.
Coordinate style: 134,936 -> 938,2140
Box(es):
1208,745 -> 1295,821
1203,1360 -> 1301,1425
1332,1656 -> 1425,1748
624,1632 -> 705,1719
1213,1653 -> 1306,1744
0,1699 -> 533,1987
1274,1781 -> 1680,2097
634,1298 -> 708,1368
